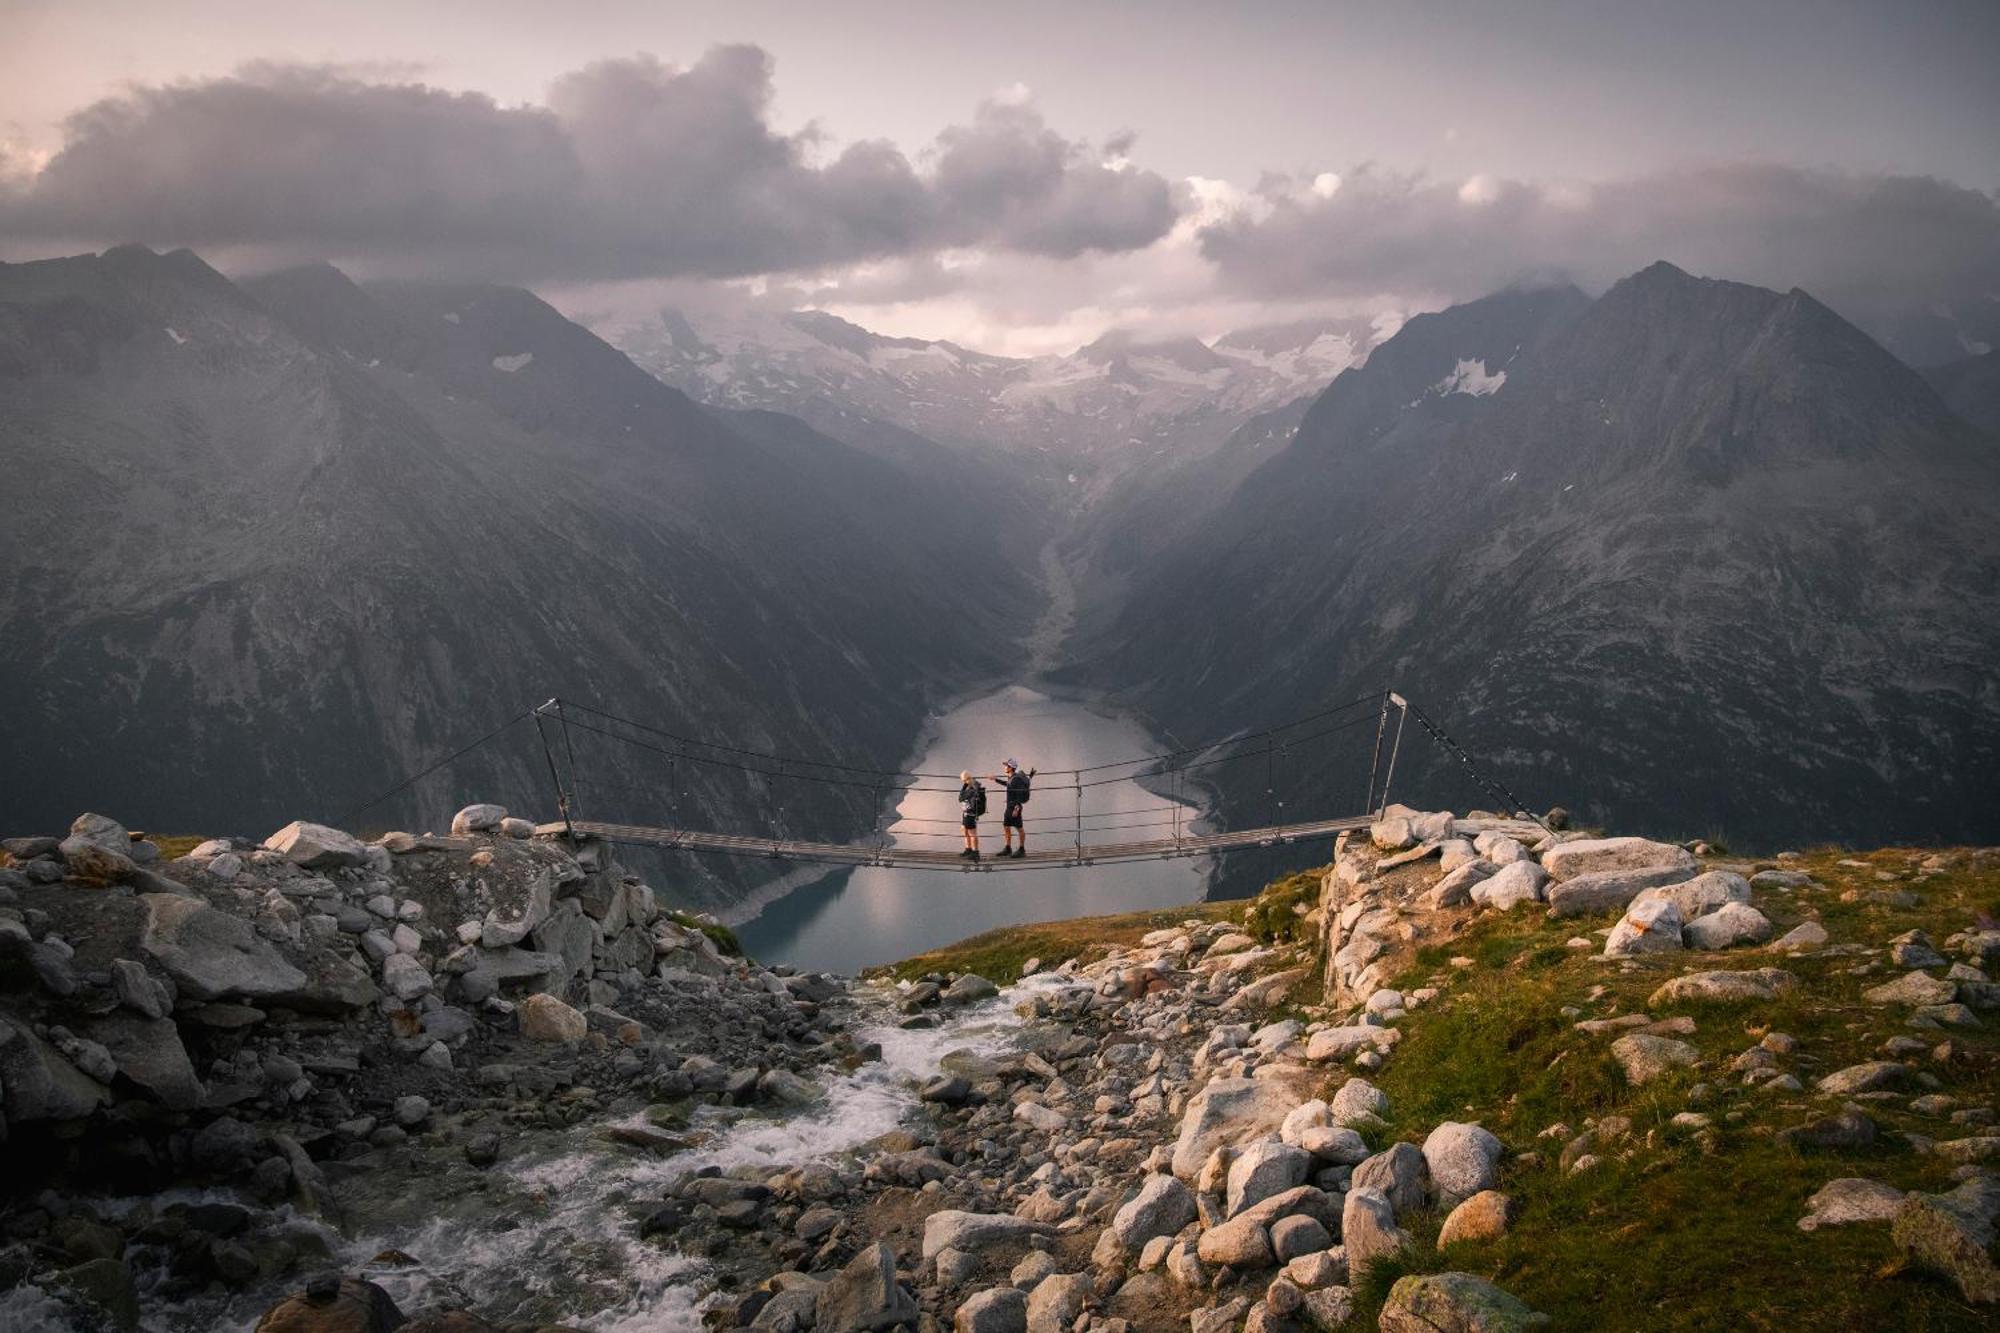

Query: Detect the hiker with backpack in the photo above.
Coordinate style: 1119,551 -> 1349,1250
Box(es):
958,770 -> 987,861
994,758 -> 1036,858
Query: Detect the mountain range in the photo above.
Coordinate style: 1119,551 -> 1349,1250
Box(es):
607,305 -> 1383,501
1065,262 -> 2000,863
0,246 -> 1043,910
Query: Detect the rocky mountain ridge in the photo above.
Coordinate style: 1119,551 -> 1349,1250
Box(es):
0,246 -> 1044,912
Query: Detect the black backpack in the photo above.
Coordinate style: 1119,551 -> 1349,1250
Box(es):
1008,771 -> 1032,804
967,784 -> 988,816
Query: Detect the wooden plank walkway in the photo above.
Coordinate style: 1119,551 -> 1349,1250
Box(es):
533,815 -> 1374,871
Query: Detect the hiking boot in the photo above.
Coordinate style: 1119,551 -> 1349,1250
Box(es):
958,848 -> 974,859
1013,847 -> 1027,859
970,850 -> 982,862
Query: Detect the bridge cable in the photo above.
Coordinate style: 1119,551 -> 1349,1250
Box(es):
334,708 -> 534,830
1404,699 -> 1551,833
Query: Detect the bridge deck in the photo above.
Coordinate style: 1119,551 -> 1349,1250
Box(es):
533,815 -> 1373,870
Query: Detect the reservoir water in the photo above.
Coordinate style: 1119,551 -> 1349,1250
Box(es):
736,685 -> 1210,973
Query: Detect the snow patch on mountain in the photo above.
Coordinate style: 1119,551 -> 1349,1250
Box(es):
1435,358 -> 1507,397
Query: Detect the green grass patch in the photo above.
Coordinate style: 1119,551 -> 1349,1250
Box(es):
665,911 -> 742,957
145,835 -> 209,859
879,901 -> 1239,983
1241,867 -> 1328,945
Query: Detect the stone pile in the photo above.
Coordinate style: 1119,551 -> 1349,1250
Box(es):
0,805 -> 853,1328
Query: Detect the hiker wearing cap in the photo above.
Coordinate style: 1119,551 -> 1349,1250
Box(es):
958,770 -> 987,861
993,759 -> 1036,859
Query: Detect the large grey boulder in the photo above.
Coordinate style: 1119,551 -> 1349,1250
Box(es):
1682,902 -> 1773,949
923,1212 -> 1055,1260
451,803 -> 509,834
1892,1176 -> 2000,1304
87,1014 -> 204,1109
1352,1141 -> 1430,1215
1378,1272 -> 1550,1331
1111,1174 -> 1196,1249
1024,1272 -> 1091,1333
1603,899 -> 1684,957
954,1287 -> 1028,1333
1542,837 -> 1697,882
479,864 -> 557,949
1631,871 -> 1752,922
1547,865 -> 1695,917
1331,1077 -> 1390,1128
109,958 -> 173,1019
1798,1178 -> 1908,1231
1426,858 -> 1498,907
139,894 -> 307,1000
1227,1137 -> 1313,1217
1647,968 -> 1795,1006
67,812 -> 132,855
1170,1066 -> 1316,1178
263,821 -> 368,869
944,973 -> 1001,1004
1341,1187 -> 1410,1281
1470,861 -> 1547,910
817,1240 -> 918,1331
1862,971 -> 1958,1006
0,1017 -> 112,1122
1610,1033 -> 1699,1086
1423,1122 -> 1504,1208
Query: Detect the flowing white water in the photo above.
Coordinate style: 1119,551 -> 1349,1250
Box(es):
76,979 -> 1050,1333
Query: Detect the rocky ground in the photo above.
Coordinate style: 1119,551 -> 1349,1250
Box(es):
3,804 -> 1997,1331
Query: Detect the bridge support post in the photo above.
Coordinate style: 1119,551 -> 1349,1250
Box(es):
1376,692 -> 1409,817
532,698 -> 577,841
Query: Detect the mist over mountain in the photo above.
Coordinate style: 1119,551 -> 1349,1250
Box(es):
0,246 -> 1043,910
1062,261 -> 2000,863
608,304 -> 1381,500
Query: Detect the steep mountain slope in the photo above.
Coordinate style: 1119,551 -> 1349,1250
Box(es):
1069,263 -> 2000,859
0,248 -> 1041,909
1925,349 -> 2000,434
608,304 -> 1379,496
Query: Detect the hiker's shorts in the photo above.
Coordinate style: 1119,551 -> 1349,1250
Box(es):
1003,803 -> 1025,829
962,813 -> 979,830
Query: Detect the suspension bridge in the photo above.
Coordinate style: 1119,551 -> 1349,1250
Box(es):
341,689 -> 1539,874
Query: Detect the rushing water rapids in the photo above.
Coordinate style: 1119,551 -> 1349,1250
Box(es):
737,685 -> 1211,973
0,979 -> 1048,1333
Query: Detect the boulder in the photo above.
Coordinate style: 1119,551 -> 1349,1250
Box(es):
1682,902 -> 1773,950
1892,1177 -> 2000,1304
922,1212 -> 1055,1261
945,973 -> 1001,1004
1862,971 -> 1957,1007
1331,1077 -> 1390,1128
954,1287 -> 1027,1333
1170,1066 -> 1316,1178
381,954 -> 433,1002
1110,1174 -> 1196,1249
1227,1137 -> 1313,1216
516,993 -> 587,1043
1023,1273 -> 1090,1333
1610,1033 -> 1699,1086
1816,1061 -> 1910,1095
1542,837 -> 1697,882
1372,818 -> 1416,851
0,1016 -> 112,1122
1548,865 -> 1695,917
1427,858 -> 1498,908
139,894 -> 307,1001
1773,920 -> 1830,952
253,1276 -> 406,1332
109,958 -> 172,1020
1378,1272 -> 1550,1331
480,867 -> 556,950
58,836 -> 139,884
1647,968 -> 1795,1007
1270,1214 -> 1333,1262
498,817 -> 537,839
1438,1191 -> 1513,1247
1631,871 -> 1751,922
1423,1122 -> 1504,1207
451,804 -> 509,834
1341,1187 -> 1410,1280
1470,861 -> 1548,910
87,1013 -> 204,1109
263,821 -> 369,869
1304,1026 -> 1400,1063
67,812 -> 132,856
1603,899 -> 1684,958
816,1241 -> 918,1331
1798,1178 -> 1908,1231
1353,1142 -> 1430,1216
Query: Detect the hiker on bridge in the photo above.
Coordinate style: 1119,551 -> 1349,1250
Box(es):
957,770 -> 987,861
993,759 -> 1035,858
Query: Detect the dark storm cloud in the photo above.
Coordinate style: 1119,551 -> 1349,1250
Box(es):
1198,163 -> 2000,327
0,48 -> 1180,279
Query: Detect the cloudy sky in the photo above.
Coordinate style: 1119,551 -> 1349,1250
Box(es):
2,0 -> 1996,354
